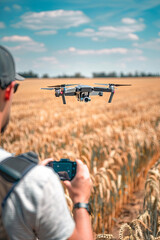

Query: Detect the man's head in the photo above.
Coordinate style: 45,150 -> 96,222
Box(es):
0,45 -> 24,134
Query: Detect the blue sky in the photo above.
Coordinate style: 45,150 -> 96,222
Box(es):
0,0 -> 160,77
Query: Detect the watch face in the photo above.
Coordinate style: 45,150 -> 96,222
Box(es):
87,203 -> 92,215
74,202 -> 92,215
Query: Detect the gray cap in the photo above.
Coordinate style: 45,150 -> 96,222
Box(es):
0,45 -> 24,90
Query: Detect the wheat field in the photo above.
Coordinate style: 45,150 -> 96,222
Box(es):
1,77 -> 160,238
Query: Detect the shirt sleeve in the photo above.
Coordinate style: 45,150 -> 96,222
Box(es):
35,171 -> 75,240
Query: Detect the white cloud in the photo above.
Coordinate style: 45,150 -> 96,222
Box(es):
128,33 -> 139,40
35,30 -> 57,35
38,56 -> 58,64
4,6 -> 11,11
0,22 -> 5,28
122,18 -> 136,24
12,10 -> 90,30
4,5 -> 21,12
13,4 -> 22,10
72,18 -> 145,41
133,38 -> 160,50
33,56 -> 59,72
122,55 -> 147,62
2,35 -> 46,52
2,35 -> 32,42
9,43 -> 46,52
8,43 -> 46,53
59,47 -> 128,55
120,48 -> 147,62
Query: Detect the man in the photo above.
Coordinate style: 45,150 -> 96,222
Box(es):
0,45 -> 93,240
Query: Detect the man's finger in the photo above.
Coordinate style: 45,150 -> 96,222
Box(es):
75,159 -> 85,175
40,158 -> 53,166
63,180 -> 71,189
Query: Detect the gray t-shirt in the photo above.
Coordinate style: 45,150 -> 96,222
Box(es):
0,148 -> 75,240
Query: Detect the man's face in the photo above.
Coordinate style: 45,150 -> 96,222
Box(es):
1,114 -> 10,134
0,84 -> 14,134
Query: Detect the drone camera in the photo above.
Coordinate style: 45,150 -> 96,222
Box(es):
84,97 -> 91,102
55,90 -> 61,97
98,92 -> 103,96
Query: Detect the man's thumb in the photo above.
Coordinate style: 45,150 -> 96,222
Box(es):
63,180 -> 71,190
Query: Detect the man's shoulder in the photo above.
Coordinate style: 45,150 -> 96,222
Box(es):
13,165 -> 60,206
0,148 -> 60,195
0,148 -> 58,184
21,164 -> 59,188
0,147 -> 12,162
27,164 -> 57,183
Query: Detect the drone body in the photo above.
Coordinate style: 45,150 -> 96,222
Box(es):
41,83 -> 131,104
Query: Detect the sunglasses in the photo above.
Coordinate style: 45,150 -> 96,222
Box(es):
13,83 -> 19,93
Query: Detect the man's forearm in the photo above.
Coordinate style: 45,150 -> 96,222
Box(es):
73,208 -> 93,240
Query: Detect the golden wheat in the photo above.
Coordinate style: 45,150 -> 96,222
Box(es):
1,77 -> 160,236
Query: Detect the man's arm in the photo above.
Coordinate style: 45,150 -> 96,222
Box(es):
64,160 -> 94,240
41,158 -> 94,240
68,208 -> 93,240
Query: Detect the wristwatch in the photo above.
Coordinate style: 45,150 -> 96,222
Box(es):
73,202 -> 92,215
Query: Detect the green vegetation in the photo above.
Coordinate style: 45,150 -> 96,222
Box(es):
18,70 -> 160,78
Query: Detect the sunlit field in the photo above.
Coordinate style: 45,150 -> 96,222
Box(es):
1,77 -> 160,239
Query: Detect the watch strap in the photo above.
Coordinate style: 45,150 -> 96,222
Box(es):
73,202 -> 92,215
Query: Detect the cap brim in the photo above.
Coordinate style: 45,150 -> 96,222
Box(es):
15,73 -> 25,81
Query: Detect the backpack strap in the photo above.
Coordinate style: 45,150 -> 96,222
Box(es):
0,151 -> 39,208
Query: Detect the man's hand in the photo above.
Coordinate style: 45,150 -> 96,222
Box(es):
63,159 -> 92,204
65,160 -> 94,240
40,158 -> 53,166
41,158 -> 93,240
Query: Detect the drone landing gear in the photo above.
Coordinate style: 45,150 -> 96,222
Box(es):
108,91 -> 114,103
62,94 -> 66,104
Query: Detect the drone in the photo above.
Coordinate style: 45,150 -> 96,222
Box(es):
41,83 -> 131,104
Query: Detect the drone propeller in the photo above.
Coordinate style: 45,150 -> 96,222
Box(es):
111,84 -> 131,87
47,84 -> 79,104
95,83 -> 131,87
47,84 -> 78,88
94,83 -> 131,103
94,83 -> 110,86
41,87 -> 55,90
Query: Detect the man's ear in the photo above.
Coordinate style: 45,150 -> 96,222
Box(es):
5,85 -> 12,100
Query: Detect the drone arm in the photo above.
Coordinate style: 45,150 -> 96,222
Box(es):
65,92 -> 76,96
90,91 -> 100,96
41,87 -> 54,90
64,87 -> 76,96
93,87 -> 111,92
